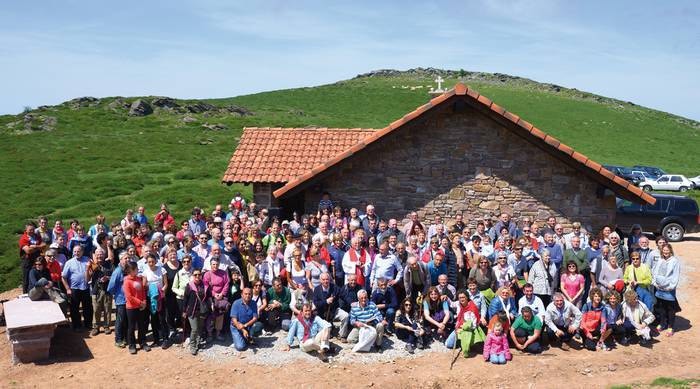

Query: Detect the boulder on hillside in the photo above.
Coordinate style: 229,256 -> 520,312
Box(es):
67,96 -> 99,109
106,98 -> 130,111
184,102 -> 216,113
151,97 -> 180,109
129,99 -> 153,116
202,123 -> 228,131
6,114 -> 58,132
220,105 -> 254,116
181,116 -> 197,123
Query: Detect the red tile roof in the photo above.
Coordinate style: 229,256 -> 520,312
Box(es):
222,127 -> 377,183
221,83 -> 654,205
267,83 -> 654,205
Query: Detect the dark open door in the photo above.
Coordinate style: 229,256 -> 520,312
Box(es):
279,192 -> 306,220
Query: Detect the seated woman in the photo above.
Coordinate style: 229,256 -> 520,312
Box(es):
445,290 -> 486,357
604,290 -> 626,346
468,256 -> 496,305
492,251 -> 517,290
283,302 -> 332,362
488,286 -> 517,322
422,286 -> 451,341
623,252 -> 654,312
621,289 -> 655,345
394,297 -> 427,353
510,307 -> 542,354
580,287 -> 609,351
483,321 -> 511,364
466,278 -> 488,327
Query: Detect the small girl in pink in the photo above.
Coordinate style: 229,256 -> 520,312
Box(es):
561,260 -> 585,308
483,322 -> 511,364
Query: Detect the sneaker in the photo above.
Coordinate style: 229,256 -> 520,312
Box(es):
115,341 -> 127,349
104,328 -> 112,335
639,338 -> 650,346
598,342 -> 610,351
184,337 -> 191,346
142,344 -> 151,352
90,328 -> 100,336
405,344 -> 415,354
190,348 -> 198,356
666,329 -> 674,337
561,342 -> 570,351
129,346 -> 137,355
573,333 -> 583,344
161,340 -> 171,350
656,324 -> 663,332
262,330 -> 272,336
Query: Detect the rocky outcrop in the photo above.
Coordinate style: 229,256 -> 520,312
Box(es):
202,123 -> 228,131
128,99 -> 153,116
6,114 -> 57,132
151,97 -> 180,109
66,97 -> 99,109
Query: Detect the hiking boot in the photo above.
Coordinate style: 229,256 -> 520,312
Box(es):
115,341 -> 126,349
405,344 -> 415,354
318,350 -> 329,363
129,346 -> 137,355
561,342 -> 570,351
90,328 -> 100,336
190,348 -> 198,356
620,337 -> 630,346
161,340 -> 171,350
142,344 -> 151,352
104,328 -> 112,335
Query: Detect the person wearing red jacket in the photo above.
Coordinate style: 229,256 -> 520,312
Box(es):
123,262 -> 150,355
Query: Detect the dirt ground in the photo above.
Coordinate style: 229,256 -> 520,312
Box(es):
1,235 -> 699,389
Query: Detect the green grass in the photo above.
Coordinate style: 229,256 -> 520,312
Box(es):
610,377 -> 700,389
0,71 -> 699,291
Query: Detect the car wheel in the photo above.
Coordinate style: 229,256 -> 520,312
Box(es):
643,185 -> 652,192
662,223 -> 685,242
680,186 -> 688,192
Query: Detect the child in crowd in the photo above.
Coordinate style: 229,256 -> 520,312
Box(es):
483,322 -> 511,364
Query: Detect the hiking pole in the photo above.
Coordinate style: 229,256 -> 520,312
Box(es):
449,330 -> 460,370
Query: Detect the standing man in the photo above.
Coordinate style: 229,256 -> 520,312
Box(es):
328,233 -> 346,286
188,207 -> 207,237
108,252 -> 130,348
342,237 -> 368,289
19,222 -> 45,293
62,246 -> 93,331
369,242 -> 403,290
87,248 -> 114,336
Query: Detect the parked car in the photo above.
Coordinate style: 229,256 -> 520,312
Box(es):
637,174 -> 694,192
633,165 -> 666,179
689,175 -> 700,189
631,170 -> 655,181
616,194 -> 700,242
603,165 -> 641,185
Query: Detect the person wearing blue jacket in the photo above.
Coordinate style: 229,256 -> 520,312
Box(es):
283,302 -> 332,362
488,286 -> 517,322
107,252 -> 129,347
371,278 -> 398,333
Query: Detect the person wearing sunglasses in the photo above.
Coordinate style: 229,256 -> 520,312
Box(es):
394,297 -> 426,353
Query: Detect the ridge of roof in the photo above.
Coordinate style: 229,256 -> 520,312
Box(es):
271,83 -> 655,205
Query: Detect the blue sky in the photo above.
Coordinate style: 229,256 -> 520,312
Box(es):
1,0 -> 699,120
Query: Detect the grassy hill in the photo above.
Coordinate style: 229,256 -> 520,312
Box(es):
1,68 -> 698,291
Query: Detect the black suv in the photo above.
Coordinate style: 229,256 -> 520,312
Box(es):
616,194 -> 700,242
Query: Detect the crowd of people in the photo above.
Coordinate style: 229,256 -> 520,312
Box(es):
18,192 -> 682,363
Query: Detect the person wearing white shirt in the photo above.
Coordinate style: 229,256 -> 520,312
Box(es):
518,283 -> 546,322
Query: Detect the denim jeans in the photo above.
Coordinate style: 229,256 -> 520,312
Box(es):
489,353 -> 506,364
230,322 -> 263,351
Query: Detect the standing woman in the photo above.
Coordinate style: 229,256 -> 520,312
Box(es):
122,262 -> 150,355
598,254 -> 624,296
203,257 -> 230,341
451,234 -> 467,290
560,261 -> 585,309
287,248 -> 307,290
162,250 -> 182,342
305,246 -> 328,289
624,252 -> 654,311
469,255 -> 496,304
172,254 -> 194,344
182,268 -> 209,355
652,244 -> 681,336
143,253 -> 170,348
528,249 -> 558,307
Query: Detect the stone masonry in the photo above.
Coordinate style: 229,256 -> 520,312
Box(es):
302,98 -> 615,231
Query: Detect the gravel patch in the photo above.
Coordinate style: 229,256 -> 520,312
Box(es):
177,331 -> 452,366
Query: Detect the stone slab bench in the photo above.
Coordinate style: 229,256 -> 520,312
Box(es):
4,297 -> 67,364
